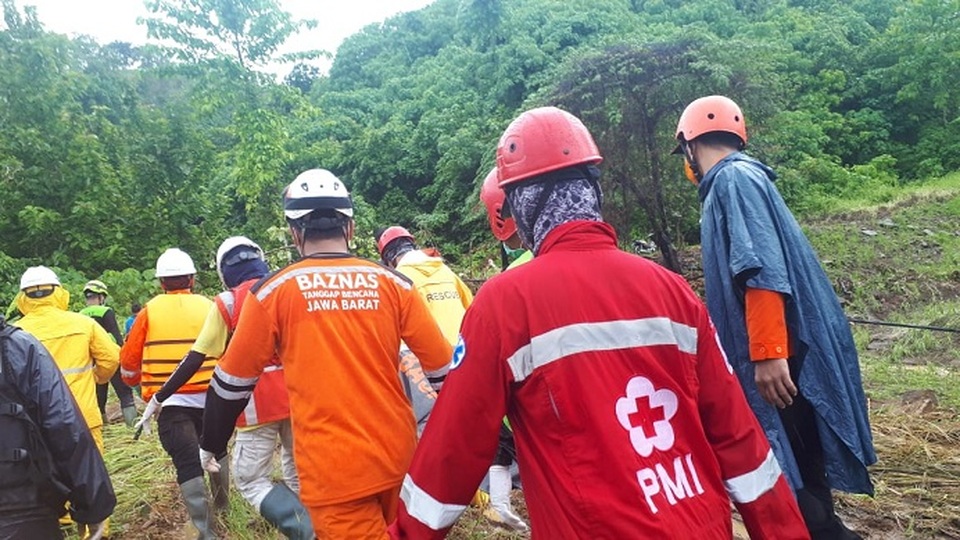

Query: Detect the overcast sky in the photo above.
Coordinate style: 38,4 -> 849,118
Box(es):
17,0 -> 434,75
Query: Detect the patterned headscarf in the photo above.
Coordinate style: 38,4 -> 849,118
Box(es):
505,166 -> 602,254
382,238 -> 416,267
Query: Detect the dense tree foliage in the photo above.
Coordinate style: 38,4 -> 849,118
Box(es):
1,0 -> 958,305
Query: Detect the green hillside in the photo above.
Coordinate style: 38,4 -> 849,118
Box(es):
804,176 -> 960,538
4,0 -> 960,537
83,177 -> 960,539
3,0 -> 960,299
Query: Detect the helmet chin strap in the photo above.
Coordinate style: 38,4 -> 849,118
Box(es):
291,225 -> 307,257
680,140 -> 705,183
343,224 -> 353,250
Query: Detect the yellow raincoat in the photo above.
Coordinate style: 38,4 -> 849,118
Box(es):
15,287 -> 120,433
395,249 -> 474,345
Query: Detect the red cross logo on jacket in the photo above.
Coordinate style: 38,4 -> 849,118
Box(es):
615,376 -> 679,457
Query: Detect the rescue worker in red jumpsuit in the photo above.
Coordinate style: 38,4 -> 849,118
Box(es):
391,107 -> 810,539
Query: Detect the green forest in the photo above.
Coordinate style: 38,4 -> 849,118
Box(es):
1,0 -> 958,310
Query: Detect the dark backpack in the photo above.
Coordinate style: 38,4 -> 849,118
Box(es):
0,318 -> 69,513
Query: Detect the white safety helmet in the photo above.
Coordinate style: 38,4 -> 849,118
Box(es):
155,248 -> 197,278
283,169 -> 354,221
215,236 -> 264,285
20,266 -> 60,290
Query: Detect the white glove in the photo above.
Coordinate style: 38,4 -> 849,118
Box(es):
134,396 -> 161,438
199,448 -> 221,473
79,521 -> 106,540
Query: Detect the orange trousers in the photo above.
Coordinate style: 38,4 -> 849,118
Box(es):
308,485 -> 401,540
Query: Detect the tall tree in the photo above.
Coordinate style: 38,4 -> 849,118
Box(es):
140,0 -> 318,69
544,39 -> 722,272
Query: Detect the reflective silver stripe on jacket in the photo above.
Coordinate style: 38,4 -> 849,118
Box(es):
507,317 -> 699,382
218,290 -> 236,319
724,449 -> 782,503
210,365 -> 257,401
400,474 -> 466,530
61,362 -> 95,376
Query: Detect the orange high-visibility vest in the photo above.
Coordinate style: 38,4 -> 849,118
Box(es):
141,293 -> 213,401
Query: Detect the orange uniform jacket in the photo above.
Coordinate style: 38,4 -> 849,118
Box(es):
201,254 -> 453,508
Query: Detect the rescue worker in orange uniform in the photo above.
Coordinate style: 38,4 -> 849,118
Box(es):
199,169 -> 453,539
121,248 -> 224,540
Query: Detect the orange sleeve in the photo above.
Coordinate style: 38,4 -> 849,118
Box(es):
744,288 -> 790,361
402,288 -> 454,372
120,308 -> 148,386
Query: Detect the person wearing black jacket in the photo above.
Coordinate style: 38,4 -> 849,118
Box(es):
0,317 -> 116,539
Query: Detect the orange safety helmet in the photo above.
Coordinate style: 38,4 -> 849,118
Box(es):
479,168 -> 518,241
496,107 -> 602,189
377,226 -> 415,256
674,95 -> 747,151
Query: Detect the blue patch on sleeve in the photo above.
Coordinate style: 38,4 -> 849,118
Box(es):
451,335 -> 466,370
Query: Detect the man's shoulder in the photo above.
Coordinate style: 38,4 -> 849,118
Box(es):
714,155 -> 776,188
165,292 -> 213,306
55,309 -> 94,324
31,310 -> 99,336
0,321 -> 25,344
145,293 -> 212,314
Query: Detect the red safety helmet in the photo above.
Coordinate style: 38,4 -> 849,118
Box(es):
377,226 -> 415,256
496,106 -> 602,189
674,95 -> 747,152
479,168 -> 517,241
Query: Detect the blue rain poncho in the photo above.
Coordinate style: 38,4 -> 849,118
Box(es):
698,152 -> 876,495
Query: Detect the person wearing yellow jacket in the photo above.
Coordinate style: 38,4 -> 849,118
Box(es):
376,226 -> 472,429
377,226 -> 473,345
376,226 -> 499,512
14,266 -> 120,450
15,265 -> 120,540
